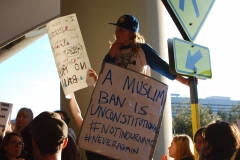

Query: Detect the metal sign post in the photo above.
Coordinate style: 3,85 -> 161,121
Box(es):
162,0 -> 215,158
189,76 -> 200,138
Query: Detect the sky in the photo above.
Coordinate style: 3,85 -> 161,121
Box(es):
0,35 -> 60,119
0,0 -> 240,120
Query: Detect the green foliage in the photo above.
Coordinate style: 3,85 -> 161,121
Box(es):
199,105 -> 217,126
172,102 -> 218,138
172,101 -> 240,138
217,102 -> 240,123
172,102 -> 193,137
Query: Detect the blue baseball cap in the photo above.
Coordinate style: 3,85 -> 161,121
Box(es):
109,14 -> 139,32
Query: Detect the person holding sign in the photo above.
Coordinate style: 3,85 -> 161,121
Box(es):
105,14 -> 192,86
161,134 -> 194,160
1,108 -> 34,160
69,14 -> 195,160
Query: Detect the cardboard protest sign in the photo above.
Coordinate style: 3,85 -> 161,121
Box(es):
46,13 -> 92,98
78,63 -> 168,160
0,102 -> 13,127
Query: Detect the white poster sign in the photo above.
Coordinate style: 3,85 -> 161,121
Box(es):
46,13 -> 91,98
78,63 -> 168,160
0,101 -> 13,127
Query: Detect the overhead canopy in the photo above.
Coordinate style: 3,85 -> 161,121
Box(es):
0,0 -> 60,60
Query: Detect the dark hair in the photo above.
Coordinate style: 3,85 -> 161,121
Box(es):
203,120 -> 240,160
61,135 -> 81,160
194,127 -> 205,143
0,132 -> 27,157
54,110 -> 70,125
35,136 -> 65,156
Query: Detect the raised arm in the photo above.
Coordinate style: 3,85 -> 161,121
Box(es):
175,75 -> 198,87
69,69 -> 98,129
1,121 -> 13,139
142,43 -> 198,87
69,93 -> 83,129
175,75 -> 190,86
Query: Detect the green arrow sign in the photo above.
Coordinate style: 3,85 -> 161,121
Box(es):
162,0 -> 215,42
168,37 -> 212,79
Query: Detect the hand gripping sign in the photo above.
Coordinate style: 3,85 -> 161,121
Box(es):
78,63 -> 168,160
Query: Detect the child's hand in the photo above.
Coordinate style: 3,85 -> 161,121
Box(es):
161,154 -> 168,160
109,41 -> 123,57
88,68 -> 98,82
186,77 -> 198,86
86,68 -> 98,86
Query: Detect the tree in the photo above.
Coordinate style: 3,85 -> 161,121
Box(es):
199,105 -> 217,126
217,103 -> 240,123
217,109 -> 228,121
172,102 -> 218,138
172,102 -> 192,137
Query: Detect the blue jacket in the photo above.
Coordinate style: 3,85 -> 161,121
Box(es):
103,43 -> 177,80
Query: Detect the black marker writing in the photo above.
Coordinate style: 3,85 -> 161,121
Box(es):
0,115 -> 5,118
1,108 -> 8,111
1,103 -> 9,107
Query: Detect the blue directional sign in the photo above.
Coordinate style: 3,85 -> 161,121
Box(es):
168,37 -> 212,79
162,0 -> 215,42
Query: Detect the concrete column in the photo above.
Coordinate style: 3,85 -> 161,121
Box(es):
60,1 -> 173,159
147,1 -> 173,160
